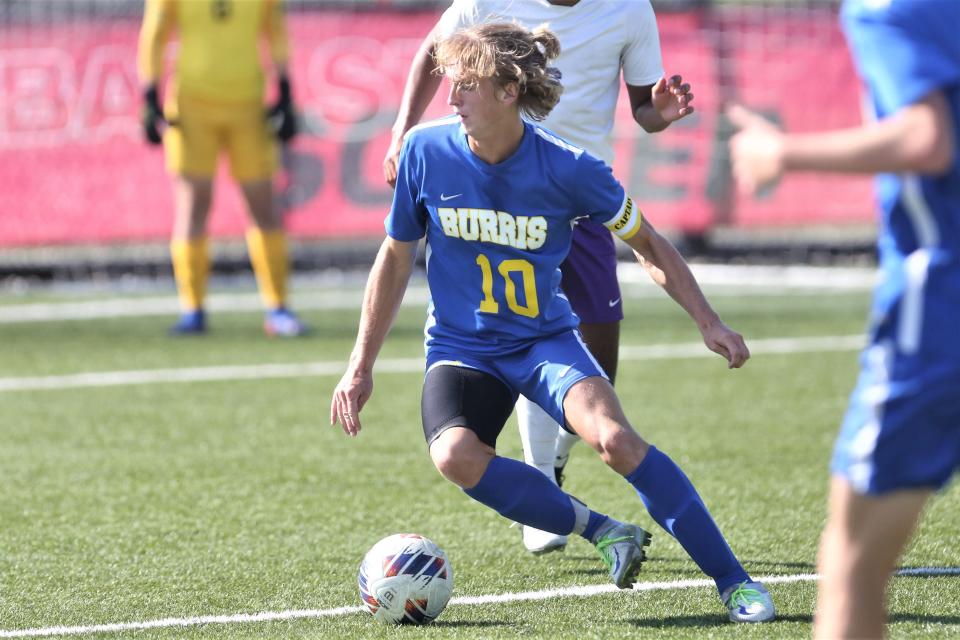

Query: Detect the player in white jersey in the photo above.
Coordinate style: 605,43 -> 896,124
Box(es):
730,0 -> 960,635
383,0 -> 694,555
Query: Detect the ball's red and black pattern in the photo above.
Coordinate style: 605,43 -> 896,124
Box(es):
358,533 -> 453,625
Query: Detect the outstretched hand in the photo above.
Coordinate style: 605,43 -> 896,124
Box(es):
701,320 -> 750,369
330,365 -> 373,437
652,74 -> 694,123
727,103 -> 786,196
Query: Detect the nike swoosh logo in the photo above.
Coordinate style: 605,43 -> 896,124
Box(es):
558,364 -> 573,378
608,298 -> 621,307
440,193 -> 462,201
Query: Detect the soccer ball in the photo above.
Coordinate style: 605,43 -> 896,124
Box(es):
358,533 -> 454,625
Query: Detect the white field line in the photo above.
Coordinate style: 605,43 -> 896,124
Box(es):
0,335 -> 865,393
2,568 -> 958,638
0,264 -> 875,324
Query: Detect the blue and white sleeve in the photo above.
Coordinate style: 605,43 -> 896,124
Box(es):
575,152 -> 643,241
384,137 -> 427,241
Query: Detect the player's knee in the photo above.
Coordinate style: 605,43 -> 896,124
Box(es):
596,424 -> 646,472
429,430 -> 490,488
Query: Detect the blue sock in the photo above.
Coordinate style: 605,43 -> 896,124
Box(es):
581,512 -> 609,542
626,446 -> 749,594
464,456 -> 602,536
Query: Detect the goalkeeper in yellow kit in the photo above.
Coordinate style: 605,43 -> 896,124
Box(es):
138,0 -> 306,336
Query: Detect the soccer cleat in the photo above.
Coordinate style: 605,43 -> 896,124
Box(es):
721,580 -> 776,623
522,525 -> 567,555
169,309 -> 206,335
554,451 -> 569,487
554,463 -> 566,488
264,307 -> 308,337
594,523 -> 651,589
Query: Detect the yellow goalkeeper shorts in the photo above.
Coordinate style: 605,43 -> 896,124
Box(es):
163,94 -> 277,182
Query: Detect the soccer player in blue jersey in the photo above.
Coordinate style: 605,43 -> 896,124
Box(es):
729,0 -> 959,636
384,0 -> 694,556
333,22 -> 775,622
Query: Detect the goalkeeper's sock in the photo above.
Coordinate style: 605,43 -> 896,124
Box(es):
170,237 -> 210,311
625,446 -> 749,594
464,456 -> 604,536
246,227 -> 289,310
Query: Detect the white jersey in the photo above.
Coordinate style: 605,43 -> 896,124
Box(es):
437,0 -> 664,166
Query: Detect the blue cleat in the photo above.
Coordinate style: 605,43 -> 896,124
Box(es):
169,309 -> 206,335
594,523 -> 651,589
721,580 -> 776,623
264,307 -> 308,337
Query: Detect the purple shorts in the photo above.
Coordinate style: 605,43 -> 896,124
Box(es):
561,218 -> 623,324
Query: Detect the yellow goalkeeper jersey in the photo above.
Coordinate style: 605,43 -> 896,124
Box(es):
138,0 -> 288,103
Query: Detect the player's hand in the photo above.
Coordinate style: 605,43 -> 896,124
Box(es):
330,364 -> 373,437
142,84 -> 164,146
700,319 -> 750,369
727,104 -> 786,196
383,133 -> 404,187
651,74 -> 694,124
267,75 -> 298,143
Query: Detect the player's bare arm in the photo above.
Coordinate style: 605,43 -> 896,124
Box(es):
627,74 -> 694,134
624,216 -> 749,369
728,91 -> 954,195
331,237 -> 418,436
384,25 -> 445,186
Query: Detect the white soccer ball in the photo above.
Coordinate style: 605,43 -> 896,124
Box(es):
358,533 -> 454,625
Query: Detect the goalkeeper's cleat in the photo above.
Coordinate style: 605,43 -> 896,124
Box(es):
264,307 -> 308,337
721,580 -> 776,623
169,309 -> 206,335
522,525 -> 567,555
594,523 -> 651,589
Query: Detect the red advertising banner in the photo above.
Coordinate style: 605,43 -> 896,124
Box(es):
0,9 -> 873,248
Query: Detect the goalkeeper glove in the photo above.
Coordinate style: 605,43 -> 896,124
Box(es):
267,74 -> 298,143
142,84 -> 164,145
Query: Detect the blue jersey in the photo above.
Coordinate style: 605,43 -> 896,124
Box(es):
833,0 -> 960,494
842,0 -> 960,357
386,117 -> 638,357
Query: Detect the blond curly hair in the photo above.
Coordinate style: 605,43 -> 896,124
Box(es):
433,22 -> 563,122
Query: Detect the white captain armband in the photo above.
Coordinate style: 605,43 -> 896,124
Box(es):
603,195 -> 642,240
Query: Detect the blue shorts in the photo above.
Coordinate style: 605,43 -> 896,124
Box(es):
561,219 -> 623,324
426,329 -> 609,434
831,340 -> 960,495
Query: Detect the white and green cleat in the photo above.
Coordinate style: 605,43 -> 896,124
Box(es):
721,580 -> 776,623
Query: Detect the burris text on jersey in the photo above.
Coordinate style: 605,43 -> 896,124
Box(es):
437,208 -> 547,250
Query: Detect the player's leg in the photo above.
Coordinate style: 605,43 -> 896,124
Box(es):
164,96 -> 218,334
228,101 -> 305,337
814,477 -> 929,639
820,340 -> 960,637
563,377 -> 773,621
423,364 -> 643,587
516,221 -> 622,553
559,319 -> 620,471
514,397 -> 568,553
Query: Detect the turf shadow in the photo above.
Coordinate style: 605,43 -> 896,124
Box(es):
628,613 -> 812,628
429,619 -> 514,628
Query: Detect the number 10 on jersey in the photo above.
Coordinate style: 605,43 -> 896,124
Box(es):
475,254 -> 540,319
